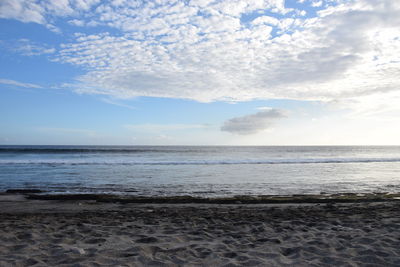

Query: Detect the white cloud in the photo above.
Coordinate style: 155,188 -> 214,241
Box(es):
11,39 -> 55,56
49,0 -> 400,109
252,15 -> 279,26
3,0 -> 400,118
0,78 -> 42,88
0,0 -> 45,24
221,108 -> 287,135
298,10 -> 307,16
311,1 -> 323,7
0,39 -> 55,57
0,0 -> 100,25
68,19 -> 85,26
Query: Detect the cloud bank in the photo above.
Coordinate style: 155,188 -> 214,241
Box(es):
221,108 -> 287,135
1,0 -> 400,109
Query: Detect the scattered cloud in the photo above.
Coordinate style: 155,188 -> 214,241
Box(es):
0,78 -> 42,88
15,39 -> 55,56
0,0 -> 100,25
53,0 -> 400,106
2,0 -> 400,117
311,1 -> 323,7
1,39 -> 55,56
221,108 -> 287,135
0,0 -> 45,24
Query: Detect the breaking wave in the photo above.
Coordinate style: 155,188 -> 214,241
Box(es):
1,157 -> 400,165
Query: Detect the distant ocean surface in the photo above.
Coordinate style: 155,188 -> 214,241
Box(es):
1,145 -> 400,197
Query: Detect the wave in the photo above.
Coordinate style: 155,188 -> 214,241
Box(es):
2,146 -> 399,154
1,157 -> 400,165
0,148 -> 194,154
0,146 -> 230,154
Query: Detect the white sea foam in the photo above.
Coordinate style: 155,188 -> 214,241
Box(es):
1,157 -> 400,165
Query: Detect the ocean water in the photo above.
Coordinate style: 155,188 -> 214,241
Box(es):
1,145 -> 400,197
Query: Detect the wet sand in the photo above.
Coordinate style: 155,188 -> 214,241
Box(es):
1,195 -> 400,266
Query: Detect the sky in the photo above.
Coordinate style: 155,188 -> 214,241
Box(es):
1,0 -> 400,145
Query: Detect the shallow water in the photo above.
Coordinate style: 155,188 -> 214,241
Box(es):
1,146 -> 400,196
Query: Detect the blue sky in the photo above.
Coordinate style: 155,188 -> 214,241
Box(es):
1,0 -> 400,145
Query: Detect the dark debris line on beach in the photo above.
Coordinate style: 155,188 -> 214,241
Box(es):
21,191 -> 400,204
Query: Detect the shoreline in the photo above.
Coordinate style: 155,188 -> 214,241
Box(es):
2,189 -> 400,204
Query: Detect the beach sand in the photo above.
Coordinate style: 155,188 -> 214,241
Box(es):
1,194 -> 400,266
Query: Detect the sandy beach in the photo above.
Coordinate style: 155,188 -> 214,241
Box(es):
1,194 -> 400,266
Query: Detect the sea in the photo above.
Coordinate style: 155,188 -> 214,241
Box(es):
1,145 -> 400,197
